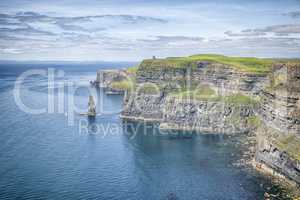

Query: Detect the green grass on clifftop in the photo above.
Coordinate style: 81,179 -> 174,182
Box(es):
139,54 -> 274,74
110,79 -> 135,90
127,66 -> 138,74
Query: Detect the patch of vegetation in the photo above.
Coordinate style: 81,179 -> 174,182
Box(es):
169,85 -> 220,101
139,58 -> 193,70
169,86 -> 259,106
274,134 -> 300,161
127,66 -> 138,74
139,54 -> 274,74
110,79 -> 135,90
190,54 -> 273,74
224,93 -> 259,106
247,116 -> 261,128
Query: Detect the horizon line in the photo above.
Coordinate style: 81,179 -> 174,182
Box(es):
0,59 -> 140,63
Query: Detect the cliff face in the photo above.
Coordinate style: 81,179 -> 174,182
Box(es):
162,97 -> 254,134
191,62 -> 269,96
137,61 -> 269,96
122,92 -> 166,121
121,60 -> 264,134
122,92 -> 255,134
259,63 -> 300,136
123,60 -> 299,135
95,69 -> 126,87
255,124 -> 300,184
259,89 -> 300,135
255,63 -> 300,184
94,69 -> 131,94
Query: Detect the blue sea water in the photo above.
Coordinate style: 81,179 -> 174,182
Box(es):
0,62 -> 284,200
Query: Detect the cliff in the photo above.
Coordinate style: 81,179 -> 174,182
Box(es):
255,63 -> 300,184
122,55 -> 267,134
93,69 -> 134,94
122,93 -> 256,134
255,124 -> 300,185
137,59 -> 269,96
98,54 -> 300,184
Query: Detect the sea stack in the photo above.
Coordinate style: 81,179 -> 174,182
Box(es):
88,95 -> 96,116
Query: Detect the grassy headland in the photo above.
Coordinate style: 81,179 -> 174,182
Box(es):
138,54 -> 274,74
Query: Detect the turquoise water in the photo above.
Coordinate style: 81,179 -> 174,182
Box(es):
0,63 -> 283,199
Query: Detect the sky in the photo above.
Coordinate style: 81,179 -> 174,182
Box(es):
0,0 -> 300,61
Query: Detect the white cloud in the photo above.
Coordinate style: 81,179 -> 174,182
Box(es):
1,0 -> 300,60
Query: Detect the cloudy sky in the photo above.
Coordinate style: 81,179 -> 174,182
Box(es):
0,0 -> 300,61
